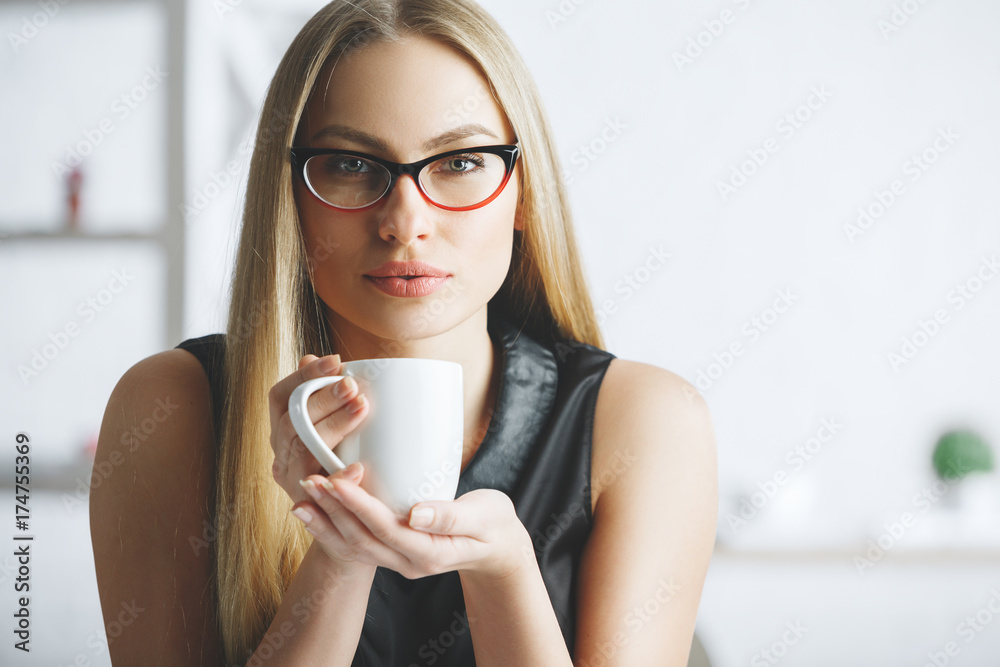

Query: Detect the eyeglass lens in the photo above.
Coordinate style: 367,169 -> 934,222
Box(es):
303,151 -> 509,209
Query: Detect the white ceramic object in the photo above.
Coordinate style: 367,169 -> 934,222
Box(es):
289,358 -> 464,515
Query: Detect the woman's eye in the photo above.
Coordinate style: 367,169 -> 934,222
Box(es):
440,154 -> 486,173
336,157 -> 367,173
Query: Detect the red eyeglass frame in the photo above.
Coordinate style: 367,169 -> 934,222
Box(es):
289,143 -> 521,212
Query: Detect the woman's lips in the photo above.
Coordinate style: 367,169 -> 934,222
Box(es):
364,275 -> 448,297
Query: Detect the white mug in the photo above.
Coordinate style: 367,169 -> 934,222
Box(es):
288,358 -> 464,515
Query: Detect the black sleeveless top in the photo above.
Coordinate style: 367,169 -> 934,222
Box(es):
175,308 -> 616,664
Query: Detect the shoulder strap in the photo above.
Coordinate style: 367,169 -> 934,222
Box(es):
175,333 -> 226,444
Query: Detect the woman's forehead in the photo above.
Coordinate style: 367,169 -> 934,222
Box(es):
299,34 -> 514,157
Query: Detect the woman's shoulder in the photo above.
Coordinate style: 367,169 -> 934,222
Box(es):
589,357 -> 717,509
105,346 -> 218,451
92,345 -> 218,540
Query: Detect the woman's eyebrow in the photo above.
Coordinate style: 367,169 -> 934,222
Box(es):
310,123 -> 499,153
423,124 -> 499,151
310,124 -> 391,151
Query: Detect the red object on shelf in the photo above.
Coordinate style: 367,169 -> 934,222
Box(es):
83,429 -> 99,460
67,166 -> 83,230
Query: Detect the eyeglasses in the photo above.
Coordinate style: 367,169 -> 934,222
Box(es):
290,144 -> 520,212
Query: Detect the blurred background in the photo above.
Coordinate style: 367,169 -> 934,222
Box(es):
1,0 -> 999,665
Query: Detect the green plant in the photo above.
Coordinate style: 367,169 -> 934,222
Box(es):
932,430 -> 994,480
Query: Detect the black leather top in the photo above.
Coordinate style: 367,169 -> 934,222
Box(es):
175,304 -> 616,664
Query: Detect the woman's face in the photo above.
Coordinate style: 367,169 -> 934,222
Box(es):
294,34 -> 521,344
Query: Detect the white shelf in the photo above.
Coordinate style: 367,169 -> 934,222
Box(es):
0,229 -> 164,243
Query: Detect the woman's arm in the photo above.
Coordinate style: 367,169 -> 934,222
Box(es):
459,545 -> 574,666
574,359 -> 719,666
90,350 -> 224,666
245,541 -> 376,666
91,350 -> 381,666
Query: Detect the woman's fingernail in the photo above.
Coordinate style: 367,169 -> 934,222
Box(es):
292,507 -> 313,524
319,478 -> 343,501
349,395 -> 367,414
409,506 -> 434,528
319,355 -> 339,373
299,479 -> 322,501
334,376 -> 355,398
345,462 -> 363,481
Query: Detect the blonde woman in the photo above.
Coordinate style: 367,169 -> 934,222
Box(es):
90,1 -> 718,665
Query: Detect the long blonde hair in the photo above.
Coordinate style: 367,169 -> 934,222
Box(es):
214,0 -> 603,661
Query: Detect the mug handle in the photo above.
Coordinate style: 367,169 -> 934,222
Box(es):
288,376 -> 352,473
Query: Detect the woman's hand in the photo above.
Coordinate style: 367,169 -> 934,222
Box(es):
293,469 -> 532,581
268,353 -> 369,507
271,353 -> 530,578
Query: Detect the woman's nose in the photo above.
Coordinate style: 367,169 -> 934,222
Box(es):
376,173 -> 435,245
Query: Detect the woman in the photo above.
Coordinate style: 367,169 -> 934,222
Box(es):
90,1 -> 718,665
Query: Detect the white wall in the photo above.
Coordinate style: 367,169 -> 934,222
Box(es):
2,0 -> 998,665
